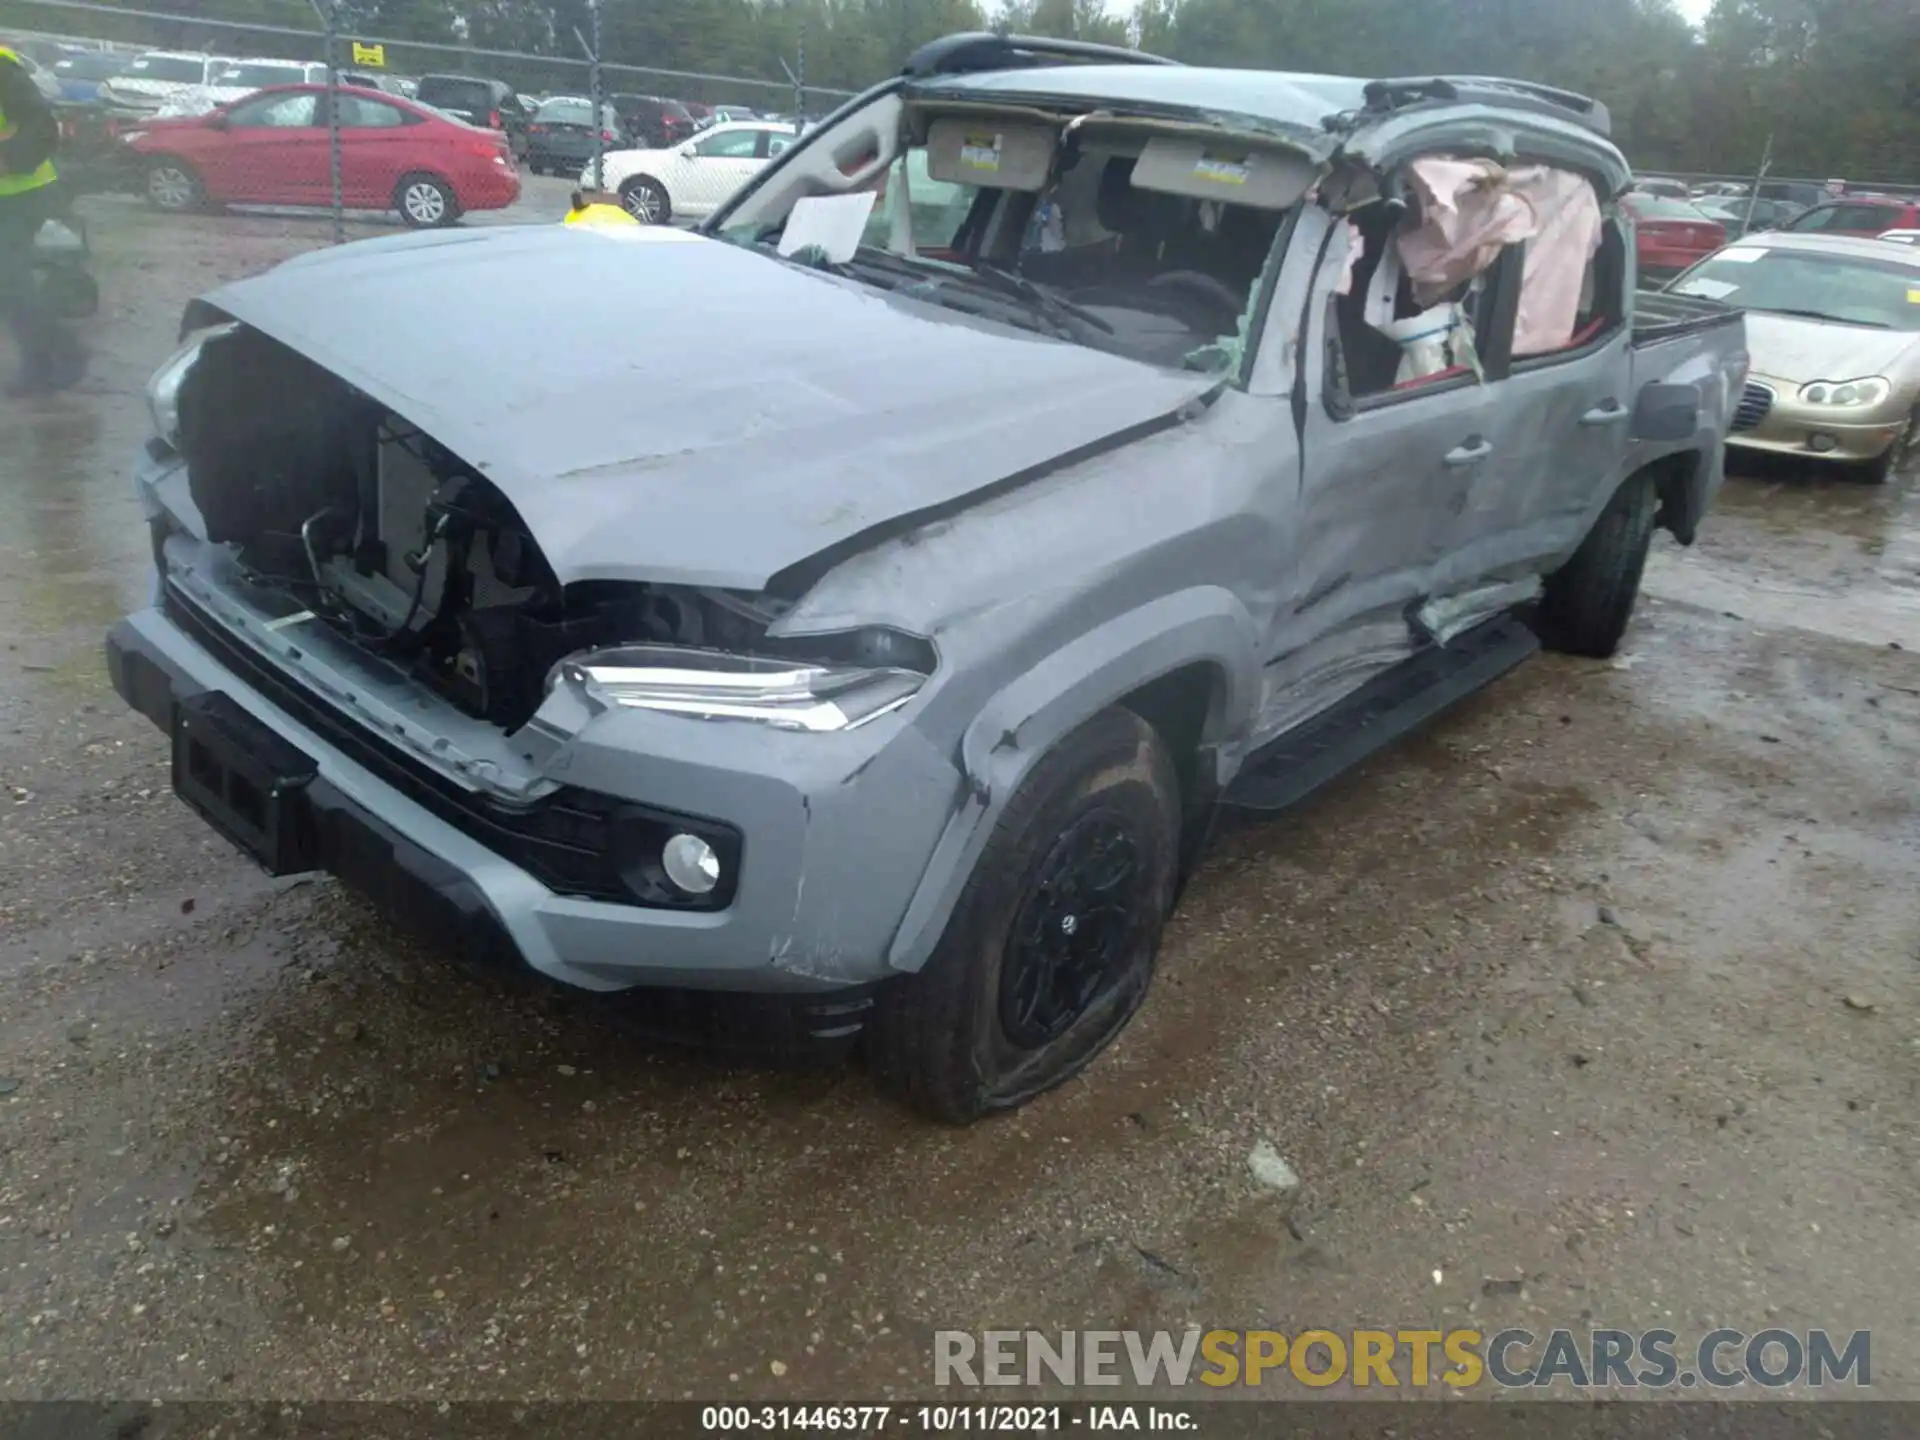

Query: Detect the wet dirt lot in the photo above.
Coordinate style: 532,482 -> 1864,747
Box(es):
1,193 -> 1917,1405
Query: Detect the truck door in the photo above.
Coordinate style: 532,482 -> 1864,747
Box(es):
1290,217 -> 1501,617
1233,206 -> 1503,744
1439,209 -> 1634,586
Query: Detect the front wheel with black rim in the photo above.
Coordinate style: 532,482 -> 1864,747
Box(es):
145,158 -> 204,214
1537,469 -> 1658,659
395,173 -> 459,229
866,707 -> 1181,1124
619,176 -> 670,224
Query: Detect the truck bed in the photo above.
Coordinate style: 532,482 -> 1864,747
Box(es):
1632,288 -> 1742,345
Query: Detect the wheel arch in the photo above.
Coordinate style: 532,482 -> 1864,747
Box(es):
884,588 -> 1259,975
1647,446 -> 1713,546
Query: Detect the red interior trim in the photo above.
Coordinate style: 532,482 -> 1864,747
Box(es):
1565,315 -> 1608,347
1391,364 -> 1472,392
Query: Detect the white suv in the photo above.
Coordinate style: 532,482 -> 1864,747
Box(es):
99,51 -> 216,112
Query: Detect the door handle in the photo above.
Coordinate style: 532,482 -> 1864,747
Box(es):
1581,401 -> 1630,426
1443,437 -> 1494,468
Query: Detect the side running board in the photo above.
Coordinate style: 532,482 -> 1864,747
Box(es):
1223,614 -> 1540,813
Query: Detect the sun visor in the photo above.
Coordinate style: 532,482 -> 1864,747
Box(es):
924,118 -> 1054,191
1130,137 -> 1316,211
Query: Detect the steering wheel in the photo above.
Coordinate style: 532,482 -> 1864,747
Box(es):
1149,270 -> 1244,317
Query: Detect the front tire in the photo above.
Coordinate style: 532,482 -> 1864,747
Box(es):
1857,406 -> 1919,486
619,176 -> 670,224
145,158 -> 204,213
395,173 -> 459,229
867,707 -> 1180,1124
1537,469 -> 1658,659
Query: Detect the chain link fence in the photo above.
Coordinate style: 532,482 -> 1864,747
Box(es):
7,0 -> 856,237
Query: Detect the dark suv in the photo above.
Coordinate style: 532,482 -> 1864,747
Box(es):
611,93 -> 694,149
414,73 -> 529,157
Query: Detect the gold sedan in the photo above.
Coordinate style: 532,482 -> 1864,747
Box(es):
1667,232 -> 1920,483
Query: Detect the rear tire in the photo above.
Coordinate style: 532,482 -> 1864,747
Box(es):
866,707 -> 1180,1124
395,173 -> 459,229
619,176 -> 670,224
1538,469 -> 1658,659
144,158 -> 204,213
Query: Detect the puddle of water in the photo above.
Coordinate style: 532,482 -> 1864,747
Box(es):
1646,462 -> 1920,650
0,393 -> 150,646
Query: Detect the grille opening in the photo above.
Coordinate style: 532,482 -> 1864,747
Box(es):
1732,381 -> 1775,433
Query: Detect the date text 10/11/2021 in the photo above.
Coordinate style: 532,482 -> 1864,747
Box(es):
701,1405 -> 1195,1432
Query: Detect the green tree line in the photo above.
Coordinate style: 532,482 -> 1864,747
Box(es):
3,0 -> 1914,177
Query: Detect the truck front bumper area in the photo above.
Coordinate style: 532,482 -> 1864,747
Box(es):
107,604 -> 959,1000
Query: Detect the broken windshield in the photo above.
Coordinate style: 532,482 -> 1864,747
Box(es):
721,127 -> 1294,375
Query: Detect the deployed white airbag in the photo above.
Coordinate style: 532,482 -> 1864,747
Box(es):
1395,156 -> 1604,355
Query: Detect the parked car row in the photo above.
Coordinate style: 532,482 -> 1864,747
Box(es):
123,83 -> 520,227
9,31 -> 798,230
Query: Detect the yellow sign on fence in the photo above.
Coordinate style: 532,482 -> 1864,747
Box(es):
350,42 -> 386,67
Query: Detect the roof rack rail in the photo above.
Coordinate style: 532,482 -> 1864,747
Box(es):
1362,75 -> 1611,137
902,32 -> 1181,80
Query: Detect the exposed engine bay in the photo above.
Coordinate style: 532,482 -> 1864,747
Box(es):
172,325 -> 915,733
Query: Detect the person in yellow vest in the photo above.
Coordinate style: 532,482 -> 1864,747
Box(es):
0,43 -> 85,396
563,188 -> 638,227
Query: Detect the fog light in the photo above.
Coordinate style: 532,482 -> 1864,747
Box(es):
661,832 -> 721,895
1808,433 -> 1838,453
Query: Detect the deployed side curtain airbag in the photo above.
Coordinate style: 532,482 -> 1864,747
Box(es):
1396,157 -> 1533,303
1395,157 -> 1603,356
1508,168 -> 1603,355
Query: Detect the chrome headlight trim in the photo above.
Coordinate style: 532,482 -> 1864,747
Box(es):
1796,376 -> 1892,408
146,321 -> 238,447
553,644 -> 925,732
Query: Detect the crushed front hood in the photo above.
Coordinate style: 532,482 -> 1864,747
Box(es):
202,225 -> 1220,591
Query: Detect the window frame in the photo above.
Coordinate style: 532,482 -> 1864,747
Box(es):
331,93 -> 415,130
226,90 -> 322,130
1318,221 -> 1525,419
692,126 -> 761,160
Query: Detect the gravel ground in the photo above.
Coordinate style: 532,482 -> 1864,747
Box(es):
0,191 -> 1916,1406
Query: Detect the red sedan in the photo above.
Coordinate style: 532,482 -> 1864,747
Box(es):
1623,193 -> 1728,281
1780,196 -> 1920,238
123,84 -> 520,227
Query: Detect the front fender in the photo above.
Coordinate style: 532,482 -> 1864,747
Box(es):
885,586 -> 1259,973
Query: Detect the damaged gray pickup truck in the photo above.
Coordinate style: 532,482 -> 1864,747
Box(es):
107,33 -> 1749,1122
